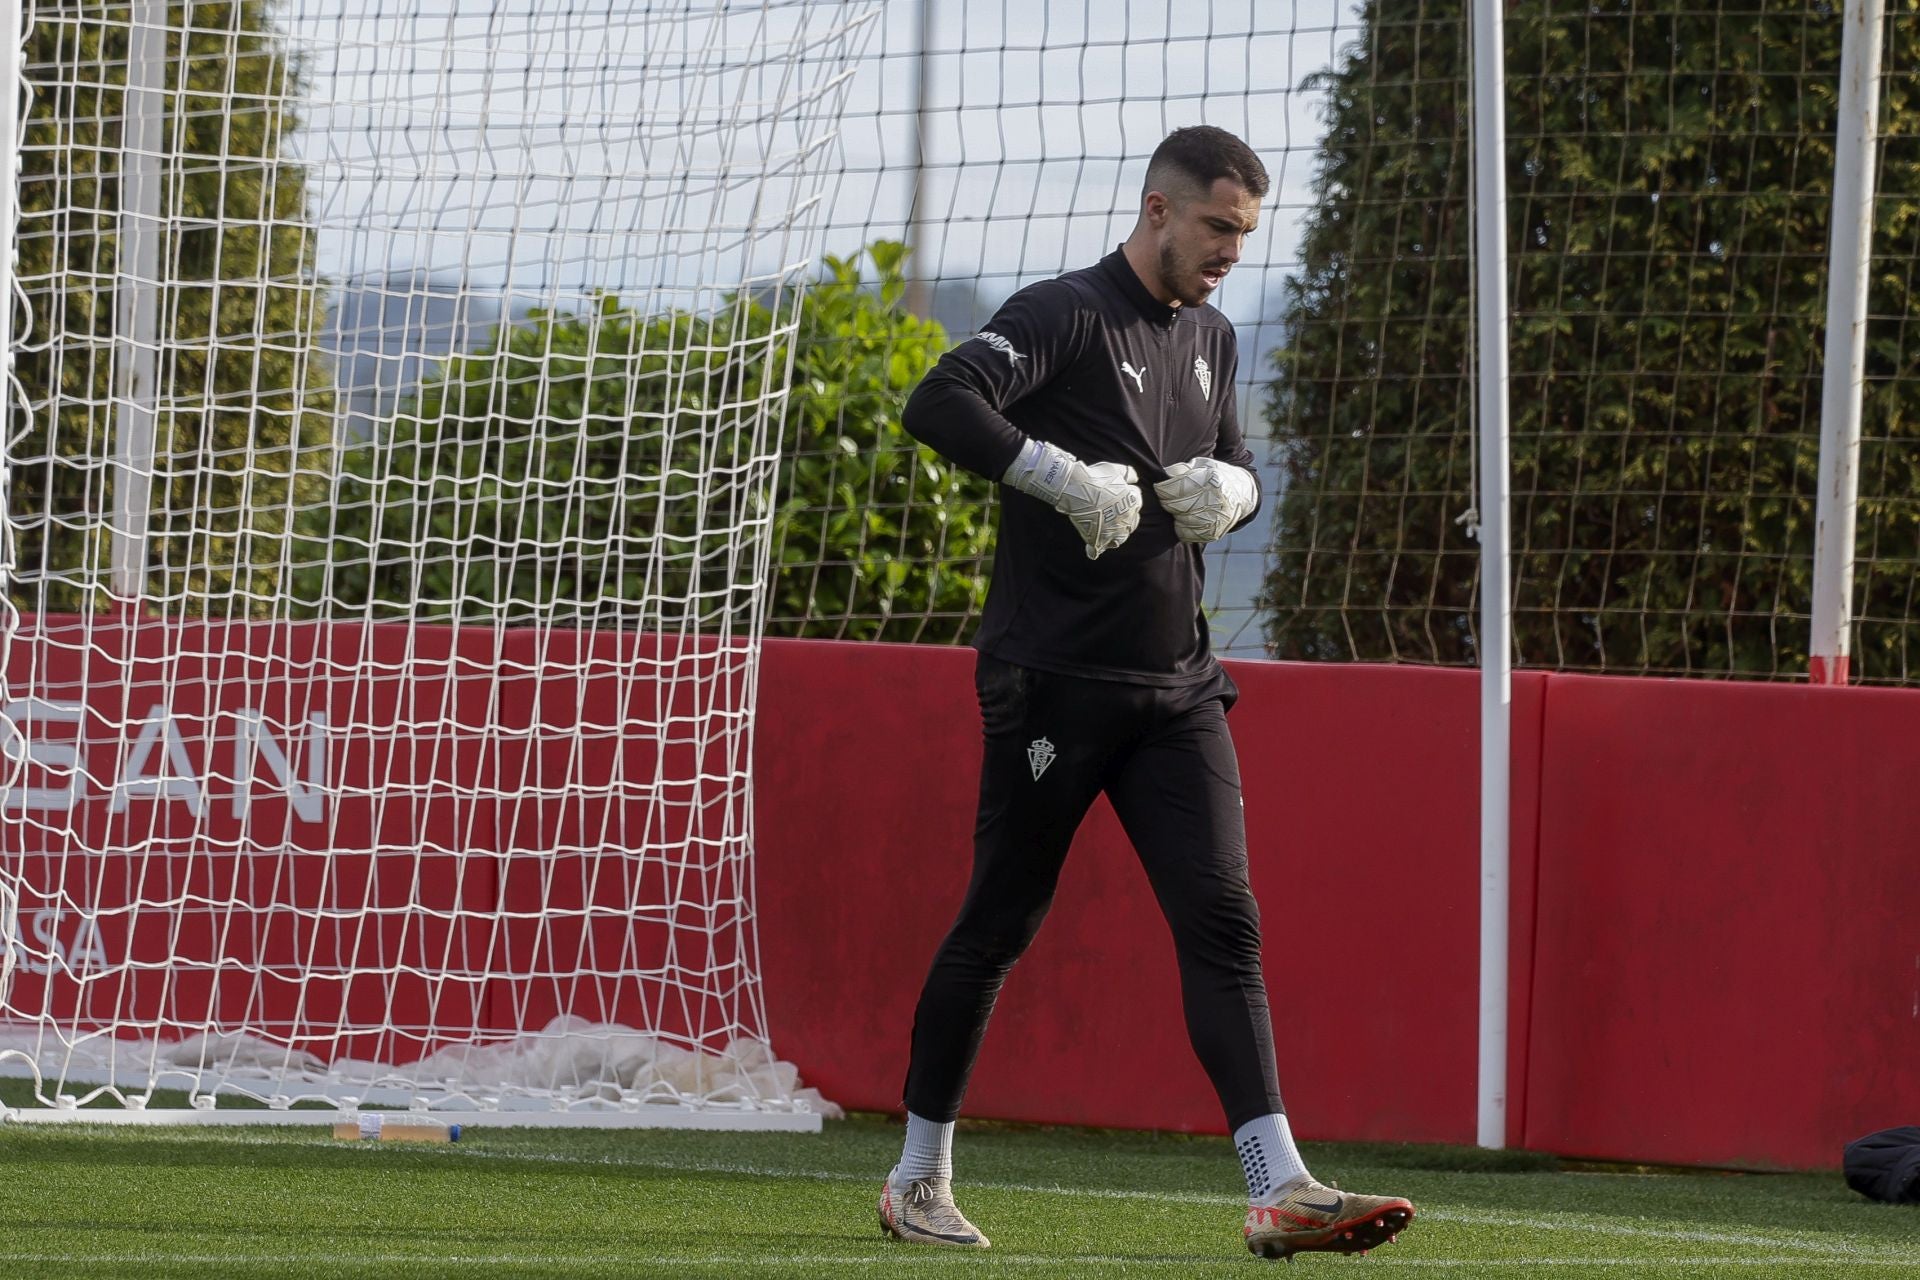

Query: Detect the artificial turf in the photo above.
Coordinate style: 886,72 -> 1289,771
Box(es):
0,1097 -> 1911,1277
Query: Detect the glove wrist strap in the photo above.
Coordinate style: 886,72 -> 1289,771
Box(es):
1003,437 -> 1073,505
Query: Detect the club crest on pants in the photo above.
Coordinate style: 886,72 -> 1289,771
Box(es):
1027,736 -> 1056,780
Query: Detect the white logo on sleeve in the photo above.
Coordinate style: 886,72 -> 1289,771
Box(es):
1120,361 -> 1146,392
974,331 -> 1026,366
1194,356 -> 1212,401
1027,736 -> 1057,780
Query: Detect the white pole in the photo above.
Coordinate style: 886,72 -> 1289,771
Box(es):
0,2 -> 19,609
904,0 -> 933,318
1811,0 -> 1884,687
0,0 -> 15,379
1471,0 -> 1513,1151
0,0 -> 18,514
0,0 -> 21,996
110,0 -> 164,605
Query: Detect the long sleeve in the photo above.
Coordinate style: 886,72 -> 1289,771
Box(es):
901,279 -> 1090,481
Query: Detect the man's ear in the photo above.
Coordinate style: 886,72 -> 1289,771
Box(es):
1143,189 -> 1171,227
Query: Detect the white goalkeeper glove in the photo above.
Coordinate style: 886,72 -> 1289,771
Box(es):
1002,437 -> 1143,559
1152,457 -> 1258,545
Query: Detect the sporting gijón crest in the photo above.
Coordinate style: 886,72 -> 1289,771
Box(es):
1027,736 -> 1056,780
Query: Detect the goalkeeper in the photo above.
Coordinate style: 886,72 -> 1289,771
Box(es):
876,125 -> 1416,1262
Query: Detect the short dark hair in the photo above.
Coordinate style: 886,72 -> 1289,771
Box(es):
1144,125 -> 1269,202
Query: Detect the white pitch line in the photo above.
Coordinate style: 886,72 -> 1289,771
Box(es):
1415,1207 -> 1905,1255
21,1129 -> 1917,1268
398,1146 -> 1920,1265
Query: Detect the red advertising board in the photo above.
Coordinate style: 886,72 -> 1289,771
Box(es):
2,616 -> 755,1061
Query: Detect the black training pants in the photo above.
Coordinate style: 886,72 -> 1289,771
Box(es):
901,653 -> 1285,1131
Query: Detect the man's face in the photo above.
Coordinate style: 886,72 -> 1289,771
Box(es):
1151,177 -> 1262,307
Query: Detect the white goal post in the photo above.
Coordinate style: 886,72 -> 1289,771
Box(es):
0,0 -> 875,1128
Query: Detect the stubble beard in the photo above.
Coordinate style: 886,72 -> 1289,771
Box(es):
1159,238 -> 1216,308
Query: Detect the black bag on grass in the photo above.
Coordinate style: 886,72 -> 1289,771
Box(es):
1844,1126 -> 1920,1204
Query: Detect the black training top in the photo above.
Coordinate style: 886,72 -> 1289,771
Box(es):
901,248 -> 1261,686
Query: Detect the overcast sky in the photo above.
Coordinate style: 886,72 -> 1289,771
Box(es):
295,1 -> 1350,313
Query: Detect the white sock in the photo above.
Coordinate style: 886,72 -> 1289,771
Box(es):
897,1111 -> 955,1182
1235,1113 -> 1310,1201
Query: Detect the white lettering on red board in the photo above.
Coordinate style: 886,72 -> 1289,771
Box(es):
0,700 -> 330,823
14,908 -> 111,976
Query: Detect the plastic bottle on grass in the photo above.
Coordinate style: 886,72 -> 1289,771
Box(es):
332,1112 -> 462,1143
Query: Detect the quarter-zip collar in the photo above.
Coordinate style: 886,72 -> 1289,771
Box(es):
1101,247 -> 1180,327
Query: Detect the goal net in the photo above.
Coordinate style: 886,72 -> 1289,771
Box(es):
0,0 -> 873,1126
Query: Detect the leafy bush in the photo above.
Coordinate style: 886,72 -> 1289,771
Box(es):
768,241 -> 994,642
319,241 -> 994,640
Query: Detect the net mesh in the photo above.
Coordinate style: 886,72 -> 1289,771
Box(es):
0,0 -> 871,1118
1264,1 -> 1920,682
764,0 -> 1337,650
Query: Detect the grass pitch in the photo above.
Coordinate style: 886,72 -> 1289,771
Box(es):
0,1097 -> 1912,1277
